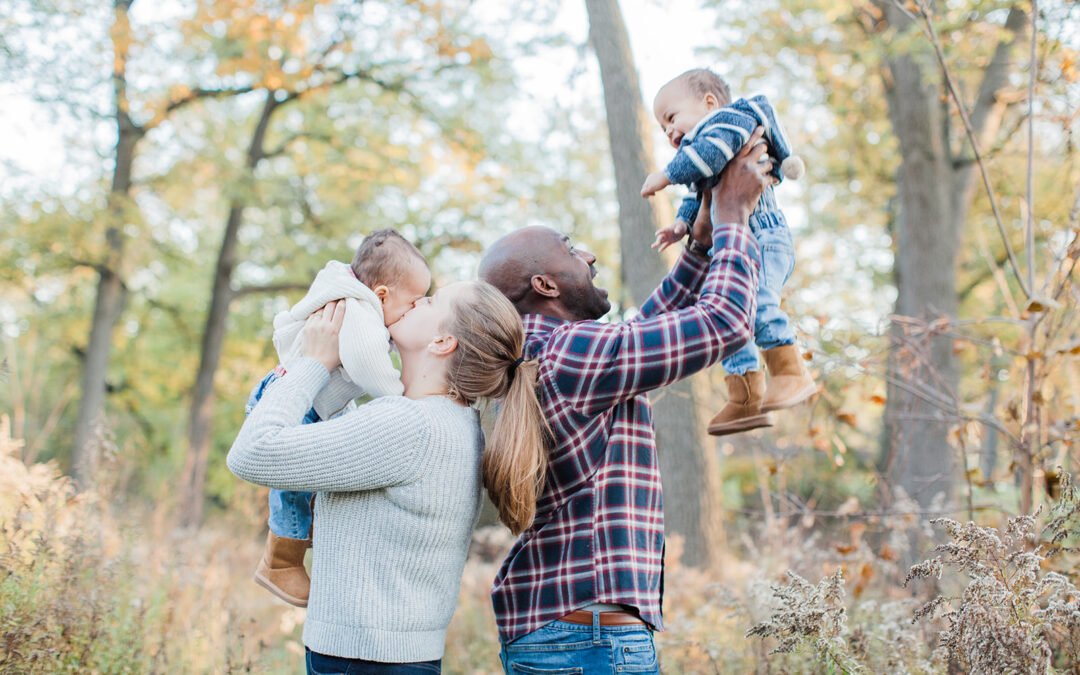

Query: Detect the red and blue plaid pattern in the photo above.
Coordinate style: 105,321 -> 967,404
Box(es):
492,223 -> 760,643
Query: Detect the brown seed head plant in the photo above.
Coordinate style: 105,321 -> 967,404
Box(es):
905,472 -> 1080,674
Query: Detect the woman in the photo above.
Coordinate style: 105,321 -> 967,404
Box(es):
227,281 -> 549,674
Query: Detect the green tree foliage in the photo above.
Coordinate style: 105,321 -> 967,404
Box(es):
0,0 -> 620,516
705,0 -> 1079,514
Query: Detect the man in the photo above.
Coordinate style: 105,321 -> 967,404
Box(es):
478,127 -> 772,673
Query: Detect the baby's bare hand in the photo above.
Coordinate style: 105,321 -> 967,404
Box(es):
651,222 -> 688,252
641,171 -> 671,198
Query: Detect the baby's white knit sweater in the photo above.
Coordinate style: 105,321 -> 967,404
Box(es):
272,261 -> 403,419
227,358 -> 483,662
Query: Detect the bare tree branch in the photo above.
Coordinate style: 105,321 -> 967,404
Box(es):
1025,0 -> 1037,294
231,282 -> 310,298
142,85 -> 257,131
263,130 -> 335,159
893,0 -> 1032,299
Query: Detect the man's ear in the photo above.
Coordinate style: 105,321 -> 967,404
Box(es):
530,274 -> 560,299
427,334 -> 459,357
372,285 -> 390,303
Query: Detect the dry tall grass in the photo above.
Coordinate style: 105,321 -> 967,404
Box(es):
2,415 -> 1078,674
0,415 -> 301,673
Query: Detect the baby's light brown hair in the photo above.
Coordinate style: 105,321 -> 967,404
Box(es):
350,229 -> 427,289
671,68 -> 731,106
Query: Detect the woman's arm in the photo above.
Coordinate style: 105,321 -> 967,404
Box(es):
230,301 -> 428,492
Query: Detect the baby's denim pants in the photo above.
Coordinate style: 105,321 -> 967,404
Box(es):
712,186 -> 797,375
245,370 -> 321,540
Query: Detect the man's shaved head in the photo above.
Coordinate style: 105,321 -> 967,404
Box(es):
479,226 -> 611,322
478,227 -> 556,303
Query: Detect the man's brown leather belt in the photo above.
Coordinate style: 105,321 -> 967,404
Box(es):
559,610 -> 644,626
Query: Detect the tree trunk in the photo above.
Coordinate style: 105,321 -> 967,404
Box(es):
585,0 -> 721,567
71,0 -> 139,487
878,3 -> 1027,516
881,37 -> 959,511
180,92 -> 279,527
71,257 -> 128,485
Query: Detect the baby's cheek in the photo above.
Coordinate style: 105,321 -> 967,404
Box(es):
387,305 -> 406,326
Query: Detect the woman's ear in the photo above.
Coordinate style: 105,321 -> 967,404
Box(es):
372,285 -> 390,303
427,334 -> 459,357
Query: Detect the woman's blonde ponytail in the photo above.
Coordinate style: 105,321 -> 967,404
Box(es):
445,282 -> 550,534
482,358 -> 548,534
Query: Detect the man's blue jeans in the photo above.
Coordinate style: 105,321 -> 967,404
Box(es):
721,222 -> 797,376
246,370 -> 321,540
499,613 -> 659,674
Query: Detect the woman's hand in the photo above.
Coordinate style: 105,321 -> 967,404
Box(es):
302,300 -> 346,373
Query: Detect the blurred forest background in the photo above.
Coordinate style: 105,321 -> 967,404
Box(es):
1,0 -> 1079,672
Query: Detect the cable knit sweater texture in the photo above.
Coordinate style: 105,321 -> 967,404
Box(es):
227,357 -> 483,662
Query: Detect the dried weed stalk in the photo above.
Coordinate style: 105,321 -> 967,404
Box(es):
746,569 -> 861,673
906,475 -> 1080,674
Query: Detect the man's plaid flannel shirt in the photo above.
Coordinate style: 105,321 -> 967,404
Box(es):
492,221 -> 760,643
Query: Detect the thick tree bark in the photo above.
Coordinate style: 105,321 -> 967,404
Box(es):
71,251 -> 128,485
71,0 -> 140,487
180,92 -> 279,527
881,41 -> 959,508
585,0 -> 721,567
878,3 -> 1027,514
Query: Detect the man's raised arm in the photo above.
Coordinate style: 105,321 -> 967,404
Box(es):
547,132 -> 771,417
635,189 -> 716,320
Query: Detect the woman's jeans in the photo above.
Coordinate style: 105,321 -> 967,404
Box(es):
499,612 -> 659,674
306,648 -> 440,674
246,370 -> 321,539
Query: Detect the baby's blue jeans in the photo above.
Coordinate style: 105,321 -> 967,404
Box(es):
245,370 -> 320,540
712,188 -> 797,376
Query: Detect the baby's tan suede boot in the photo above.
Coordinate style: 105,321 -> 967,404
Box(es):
254,531 -> 311,607
761,345 -> 818,413
707,371 -> 775,436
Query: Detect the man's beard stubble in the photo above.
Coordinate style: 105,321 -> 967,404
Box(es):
562,282 -> 611,321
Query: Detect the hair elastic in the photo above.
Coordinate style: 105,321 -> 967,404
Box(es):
509,356 -> 526,375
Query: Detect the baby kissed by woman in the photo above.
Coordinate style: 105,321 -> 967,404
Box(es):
246,229 -> 430,607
